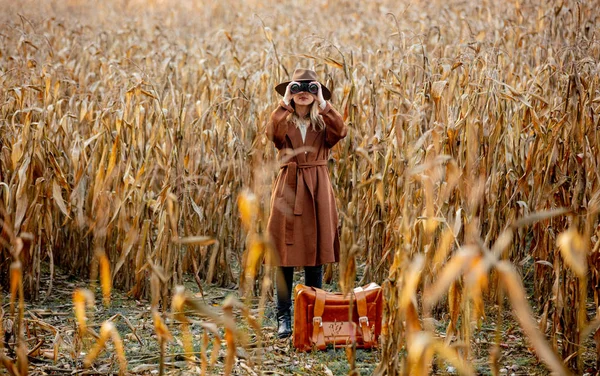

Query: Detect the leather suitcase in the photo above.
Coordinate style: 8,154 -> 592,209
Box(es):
293,283 -> 383,351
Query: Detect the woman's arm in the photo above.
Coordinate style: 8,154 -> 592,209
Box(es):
320,102 -> 347,147
267,101 -> 293,149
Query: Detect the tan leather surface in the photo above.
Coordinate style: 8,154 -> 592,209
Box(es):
293,283 -> 383,351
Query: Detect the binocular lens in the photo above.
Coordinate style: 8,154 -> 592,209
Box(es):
290,82 -> 319,95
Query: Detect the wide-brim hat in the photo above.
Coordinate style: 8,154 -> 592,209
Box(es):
275,68 -> 332,100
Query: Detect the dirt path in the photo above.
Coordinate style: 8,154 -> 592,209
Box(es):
1,266 -> 381,375
2,265 -> 590,375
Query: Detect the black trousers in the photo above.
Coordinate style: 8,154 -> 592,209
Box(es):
276,265 -> 323,317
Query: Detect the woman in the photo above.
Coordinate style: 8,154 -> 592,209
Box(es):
266,68 -> 347,339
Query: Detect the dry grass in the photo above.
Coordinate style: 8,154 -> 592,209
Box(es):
1,0 -> 600,374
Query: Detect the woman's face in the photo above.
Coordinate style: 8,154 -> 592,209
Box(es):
292,91 -> 316,106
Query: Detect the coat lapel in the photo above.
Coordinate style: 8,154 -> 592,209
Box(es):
304,127 -> 320,158
286,124 -> 307,163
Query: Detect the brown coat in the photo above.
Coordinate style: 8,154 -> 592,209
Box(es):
266,101 -> 347,267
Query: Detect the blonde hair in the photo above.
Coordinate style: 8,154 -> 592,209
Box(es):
288,100 -> 326,131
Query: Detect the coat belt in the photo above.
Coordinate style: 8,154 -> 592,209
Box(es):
280,159 -> 328,244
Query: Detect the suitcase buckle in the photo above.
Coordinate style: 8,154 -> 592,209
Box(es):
359,316 -> 369,326
313,316 -> 323,327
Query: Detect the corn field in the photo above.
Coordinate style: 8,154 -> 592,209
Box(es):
1,0 -> 600,374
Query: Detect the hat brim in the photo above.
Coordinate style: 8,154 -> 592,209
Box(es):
275,80 -> 332,101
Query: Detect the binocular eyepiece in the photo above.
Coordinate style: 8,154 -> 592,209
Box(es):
290,82 -> 319,95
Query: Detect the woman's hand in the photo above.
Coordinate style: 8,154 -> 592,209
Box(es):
283,81 -> 297,106
313,81 -> 327,109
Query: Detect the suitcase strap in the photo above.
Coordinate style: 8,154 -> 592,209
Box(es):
311,289 -> 327,350
354,286 -> 374,348
310,287 -> 375,349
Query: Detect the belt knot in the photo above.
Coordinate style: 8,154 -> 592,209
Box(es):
279,159 -> 328,244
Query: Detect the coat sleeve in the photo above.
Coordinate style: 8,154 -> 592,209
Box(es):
267,101 -> 293,150
320,102 -> 347,148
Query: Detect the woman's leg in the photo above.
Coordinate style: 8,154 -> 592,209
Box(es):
276,266 -> 294,338
304,265 -> 323,289
276,266 -> 294,314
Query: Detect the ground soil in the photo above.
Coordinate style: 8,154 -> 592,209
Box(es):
0,265 -> 597,375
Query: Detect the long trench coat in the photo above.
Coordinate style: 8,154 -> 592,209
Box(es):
266,101 -> 347,266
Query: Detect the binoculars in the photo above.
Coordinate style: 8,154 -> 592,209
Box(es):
290,82 -> 319,95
